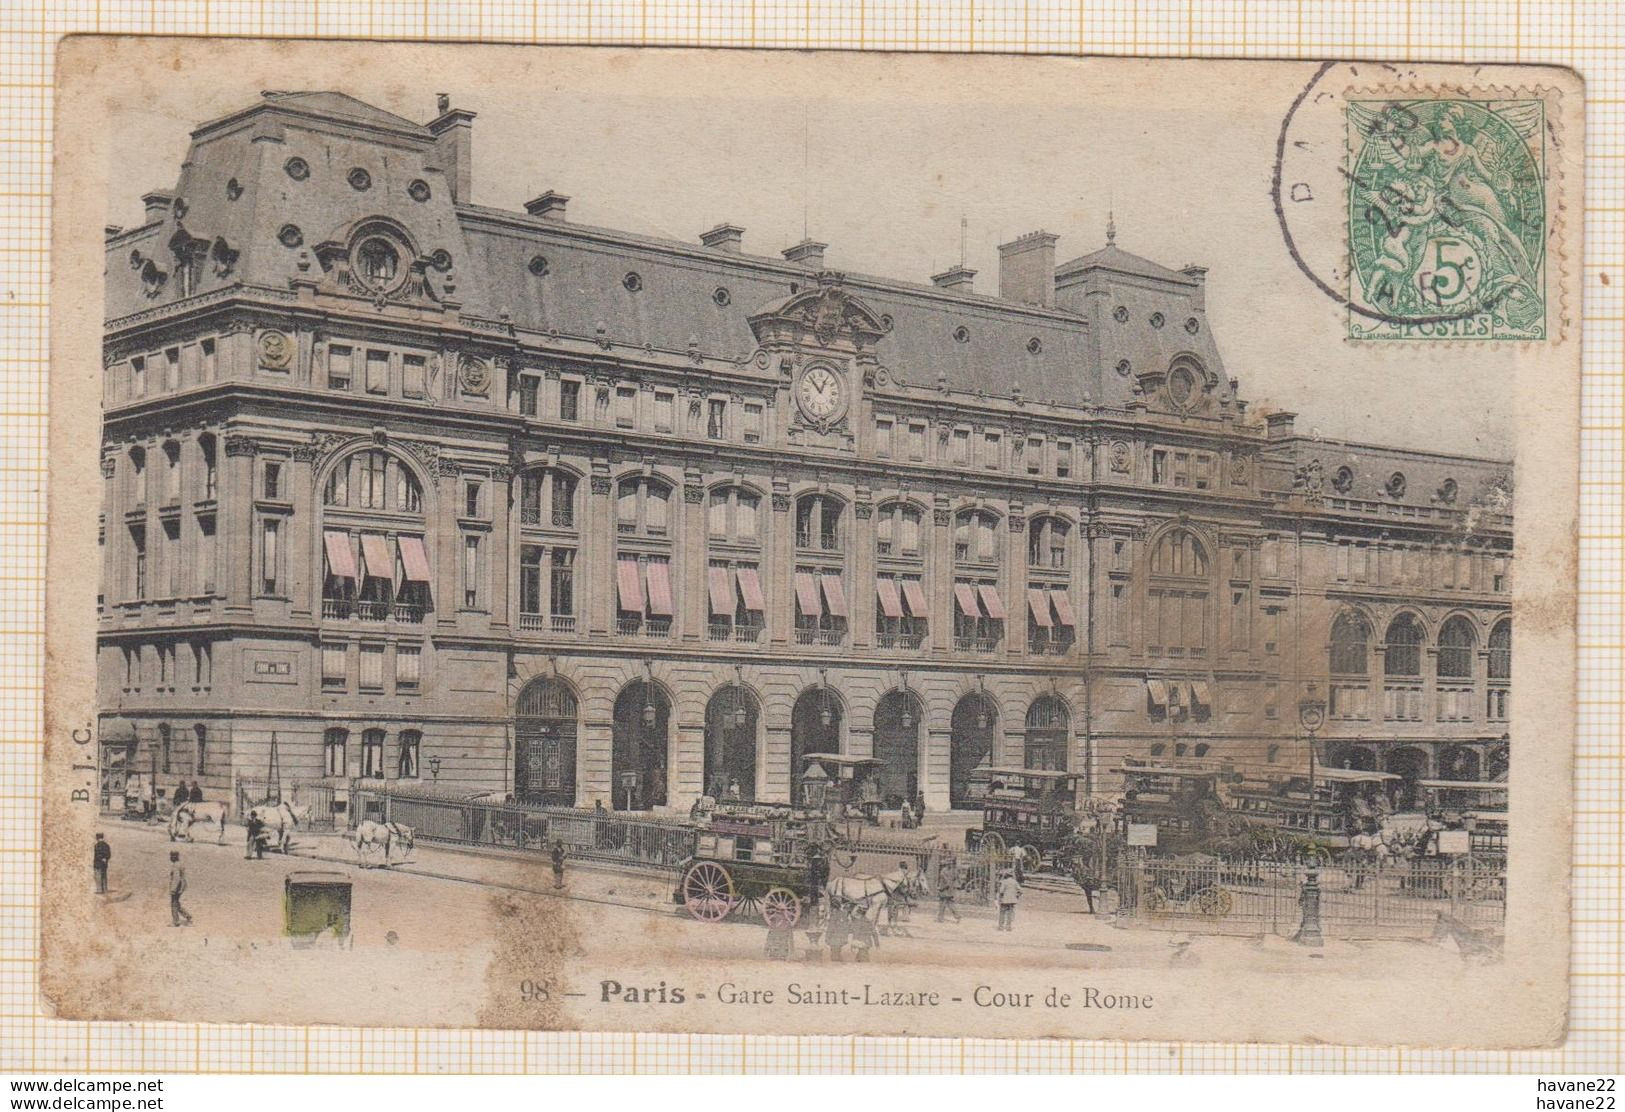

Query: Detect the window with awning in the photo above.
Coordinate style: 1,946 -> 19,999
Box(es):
794,571 -> 823,617
876,578 -> 904,619
1050,589 -> 1076,628
397,535 -> 431,583
324,531 -> 357,580
1146,679 -> 1169,708
977,584 -> 1007,621
707,565 -> 735,618
1189,680 -> 1211,709
736,566 -> 765,612
359,533 -> 393,580
1027,587 -> 1052,628
616,558 -> 645,612
900,579 -> 929,618
820,573 -> 848,618
644,559 -> 674,617
953,582 -> 981,618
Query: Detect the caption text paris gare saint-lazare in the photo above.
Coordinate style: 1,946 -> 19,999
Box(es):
573,980 -> 1156,1010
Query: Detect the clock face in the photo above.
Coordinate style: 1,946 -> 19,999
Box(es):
798,366 -> 844,420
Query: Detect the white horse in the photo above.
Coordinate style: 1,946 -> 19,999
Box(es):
351,819 -> 415,865
824,864 -> 921,938
247,799 -> 310,853
169,801 -> 230,843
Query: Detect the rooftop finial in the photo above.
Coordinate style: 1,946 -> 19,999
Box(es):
1106,210 -> 1117,247
436,93 -> 450,114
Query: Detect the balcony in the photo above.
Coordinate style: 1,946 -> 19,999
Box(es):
1027,635 -> 1073,656
794,626 -> 846,647
518,612 -> 574,633
708,622 -> 763,644
1383,682 -> 1425,722
617,616 -> 672,638
1329,681 -> 1370,721
1436,682 -> 1476,723
322,598 -> 424,623
953,636 -> 1001,654
876,631 -> 924,650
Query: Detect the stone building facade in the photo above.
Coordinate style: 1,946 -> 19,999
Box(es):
97,92 -> 1514,812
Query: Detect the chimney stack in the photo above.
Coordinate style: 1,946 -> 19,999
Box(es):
997,231 -> 1058,307
141,190 -> 175,224
524,191 -> 571,221
930,264 -> 977,292
1180,264 -> 1209,310
428,103 -> 477,204
1265,411 -> 1297,440
782,239 -> 827,269
700,224 -> 745,253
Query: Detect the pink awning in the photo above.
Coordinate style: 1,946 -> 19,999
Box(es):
323,531 -> 356,580
616,559 -> 644,612
708,565 -> 735,617
876,579 -> 904,619
1027,587 -> 1052,628
821,573 -> 849,619
900,579 -> 929,618
794,571 -> 823,617
645,560 -> 674,617
398,535 -> 431,584
736,566 -> 765,612
978,584 -> 1008,621
1050,589 -> 1077,628
954,582 -> 982,618
359,533 -> 393,580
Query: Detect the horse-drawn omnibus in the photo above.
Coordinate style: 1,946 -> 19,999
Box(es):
674,801 -> 828,927
962,767 -> 1087,872
1116,757 -> 1237,855
797,754 -> 887,826
1228,767 -> 1402,852
1418,779 -> 1508,859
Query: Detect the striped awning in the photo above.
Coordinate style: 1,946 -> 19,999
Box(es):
397,535 -> 431,584
736,566 -> 766,611
900,579 -> 929,617
707,565 -> 735,617
616,558 -> 645,612
821,573 -> 849,619
876,579 -> 904,619
1146,679 -> 1169,707
1027,587 -> 1052,628
645,560 -> 674,617
1189,680 -> 1212,708
359,533 -> 393,580
978,584 -> 1007,621
323,531 -> 357,580
953,582 -> 981,618
794,571 -> 823,617
1049,589 -> 1076,628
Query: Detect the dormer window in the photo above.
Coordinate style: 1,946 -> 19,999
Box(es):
356,237 -> 401,291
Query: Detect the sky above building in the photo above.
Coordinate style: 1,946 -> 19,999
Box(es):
103,48 -> 1517,459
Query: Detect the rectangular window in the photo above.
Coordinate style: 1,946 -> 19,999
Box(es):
263,461 -> 282,500
1056,441 -> 1072,478
654,391 -> 675,432
398,733 -> 420,779
131,356 -> 146,397
193,642 -> 211,689
743,403 -> 764,444
464,480 -> 483,519
328,346 -> 352,390
1262,535 -> 1281,578
403,355 -> 427,398
875,418 -> 893,458
359,645 -> 384,690
1152,450 -> 1167,484
1336,541 -> 1351,581
519,546 -> 543,615
395,646 -> 421,691
983,431 -> 1001,469
260,518 -> 280,595
707,399 -> 727,440
559,379 -> 581,422
951,428 -> 970,465
1352,543 -> 1369,583
165,348 -> 180,391
550,549 -> 575,618
321,643 -> 346,688
324,731 -> 347,777
909,423 -> 927,461
463,535 -> 481,609
196,517 -> 216,594
200,339 -> 215,382
615,386 -> 636,428
1230,590 -> 1250,650
1026,437 -> 1043,474
518,375 -> 539,416
1194,454 -> 1212,490
365,350 -> 389,395
1172,452 -> 1190,488
162,520 -> 180,597
361,731 -> 385,778
1263,606 -> 1282,655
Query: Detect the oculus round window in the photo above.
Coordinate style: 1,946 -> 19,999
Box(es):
225,178 -> 243,201
355,236 -> 403,291
277,224 -> 303,248
1115,359 -> 1132,377
713,286 -> 731,306
1386,471 -> 1407,498
408,179 -> 431,202
1026,337 -> 1043,354
1185,316 -> 1200,334
880,313 -> 894,332
430,248 -> 453,272
1332,466 -> 1354,494
1168,365 -> 1196,407
347,167 -> 372,191
1112,305 -> 1129,323
953,325 -> 970,343
1149,311 -> 1166,329
623,271 -> 643,292
528,254 -> 550,277
284,157 -> 310,181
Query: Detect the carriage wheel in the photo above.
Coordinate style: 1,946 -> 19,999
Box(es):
1143,888 -> 1170,918
1195,886 -> 1233,919
981,832 -> 1006,856
681,861 -> 736,922
1018,845 -> 1042,874
761,887 -> 803,929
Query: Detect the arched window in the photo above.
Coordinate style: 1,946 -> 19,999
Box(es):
323,449 -> 423,514
1384,614 -> 1424,677
616,475 -> 671,537
397,729 -> 421,779
129,446 -> 147,504
520,468 -> 577,529
323,727 -> 347,777
1150,528 -> 1209,578
360,728 -> 386,779
954,509 -> 1000,565
795,493 -> 843,551
707,485 -> 761,545
1024,695 -> 1069,771
1488,619 -> 1511,680
515,677 -> 578,804
198,434 -> 217,500
1330,612 -> 1371,675
875,501 -> 923,558
321,450 -> 431,623
1437,616 -> 1476,679
162,440 -> 181,502
1027,516 -> 1070,570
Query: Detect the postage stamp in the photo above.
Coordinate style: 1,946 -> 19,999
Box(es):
1345,96 -> 1548,342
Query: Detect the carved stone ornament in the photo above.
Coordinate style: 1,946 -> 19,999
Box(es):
1294,459 -> 1326,505
854,502 -> 873,521
1109,440 -> 1132,473
1229,454 -> 1251,484
590,476 -> 613,496
258,330 -> 294,371
933,508 -> 952,527
459,355 -> 491,396
683,484 -> 705,505
1008,515 -> 1026,533
395,439 -> 442,475
222,434 -> 260,458
100,457 -> 116,479
771,492 -> 792,513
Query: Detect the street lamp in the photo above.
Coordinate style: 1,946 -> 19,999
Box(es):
1294,682 -> 1329,949
1298,681 -> 1328,798
427,756 -> 442,783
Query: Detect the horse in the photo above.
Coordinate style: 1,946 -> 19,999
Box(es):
824,864 -> 921,940
247,799 -> 310,853
351,819 -> 415,865
168,801 -> 229,844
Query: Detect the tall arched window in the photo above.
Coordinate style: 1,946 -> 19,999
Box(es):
1147,528 -> 1210,659
794,494 -> 847,646
1027,515 -> 1070,570
162,440 -> 182,502
1437,616 -> 1476,679
1150,528 -> 1209,577
953,509 -> 1000,565
616,476 -> 675,637
397,729 -> 421,779
616,475 -> 671,537
708,485 -> 764,642
707,485 -> 761,545
875,501 -> 923,558
360,728 -> 386,779
1024,696 -> 1069,771
1384,614 -> 1424,676
520,467 -> 577,529
1488,619 -> 1511,680
795,493 -> 843,552
321,449 -> 431,624
953,509 -> 1004,654
323,727 -> 348,777
1330,612 -> 1371,675
519,467 -> 579,635
876,500 -> 927,651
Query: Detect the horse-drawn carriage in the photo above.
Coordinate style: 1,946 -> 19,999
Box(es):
962,767 -> 1088,873
1227,767 -> 1403,858
1417,779 -> 1508,862
1116,757 -> 1239,855
798,754 -> 886,827
674,802 -> 827,927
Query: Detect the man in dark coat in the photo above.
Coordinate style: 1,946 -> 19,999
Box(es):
550,839 -> 566,889
92,833 -> 111,894
244,812 -> 267,860
188,781 -> 204,804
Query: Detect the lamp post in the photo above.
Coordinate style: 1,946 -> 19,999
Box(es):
1294,682 -> 1328,948
427,756 -> 442,783
1298,681 -> 1327,801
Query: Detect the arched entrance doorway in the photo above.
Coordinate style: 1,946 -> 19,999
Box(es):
1383,746 -> 1429,808
1486,744 -> 1509,782
1329,744 -> 1377,772
1439,745 -> 1481,781
704,685 -> 759,801
515,676 -> 578,806
873,690 -> 923,809
949,693 -> 997,809
1024,695 -> 1069,771
791,686 -> 841,804
612,680 -> 669,811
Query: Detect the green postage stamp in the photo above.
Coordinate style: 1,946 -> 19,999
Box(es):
1346,97 -> 1547,341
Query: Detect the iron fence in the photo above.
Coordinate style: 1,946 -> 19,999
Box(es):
235,777 -> 339,831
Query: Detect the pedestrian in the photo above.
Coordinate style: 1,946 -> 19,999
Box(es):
172,780 -> 189,814
1079,873 -> 1099,914
244,812 -> 266,860
936,856 -> 961,923
92,833 -> 111,895
550,839 -> 566,889
168,850 -> 192,927
188,780 -> 203,804
913,791 -> 927,822
996,869 -> 1021,932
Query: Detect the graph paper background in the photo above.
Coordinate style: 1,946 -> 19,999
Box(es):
1,0 -> 1619,1075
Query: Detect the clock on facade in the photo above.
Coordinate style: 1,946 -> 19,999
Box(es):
796,365 -> 845,422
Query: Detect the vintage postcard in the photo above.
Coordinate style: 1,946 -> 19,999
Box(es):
42,40 -> 1581,1047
